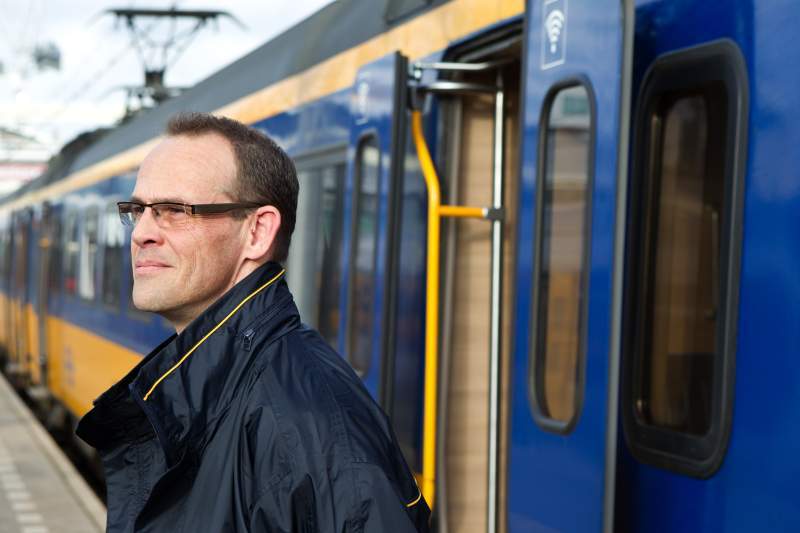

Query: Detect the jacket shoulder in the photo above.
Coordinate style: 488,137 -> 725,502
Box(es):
244,326 -> 390,461
241,325 -> 416,489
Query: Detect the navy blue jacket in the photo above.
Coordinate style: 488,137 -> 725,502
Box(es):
76,261 -> 429,532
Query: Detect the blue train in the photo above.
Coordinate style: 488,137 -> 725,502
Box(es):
1,0 -> 798,531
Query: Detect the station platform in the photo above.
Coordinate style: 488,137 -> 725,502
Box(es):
0,375 -> 105,533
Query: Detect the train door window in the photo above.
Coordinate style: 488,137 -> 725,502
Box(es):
286,149 -> 346,347
623,41 -> 747,476
79,206 -> 99,302
48,214 -> 63,293
530,83 -> 594,431
101,202 -> 125,308
347,135 -> 380,376
63,210 -> 79,296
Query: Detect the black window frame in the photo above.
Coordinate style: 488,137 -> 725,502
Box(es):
346,132 -> 382,378
621,39 -> 748,478
528,78 -> 597,434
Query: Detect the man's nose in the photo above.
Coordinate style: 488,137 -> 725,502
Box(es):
131,206 -> 163,247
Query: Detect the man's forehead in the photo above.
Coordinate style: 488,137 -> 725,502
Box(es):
134,133 -> 236,200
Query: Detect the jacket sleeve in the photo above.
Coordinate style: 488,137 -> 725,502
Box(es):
248,464 -> 430,533
344,463 -> 430,533
248,473 -> 320,533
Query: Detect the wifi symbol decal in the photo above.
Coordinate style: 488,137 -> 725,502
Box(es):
545,10 -> 565,54
541,0 -> 567,69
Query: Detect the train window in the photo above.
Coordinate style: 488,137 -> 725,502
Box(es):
287,150 -> 347,347
0,226 -> 8,284
0,226 -> 8,292
13,221 -> 27,292
623,41 -> 747,477
102,203 -> 125,308
347,135 -> 381,376
638,93 -> 722,435
78,207 -> 99,301
530,83 -> 593,431
63,211 -> 79,296
316,162 -> 346,345
48,215 -> 63,293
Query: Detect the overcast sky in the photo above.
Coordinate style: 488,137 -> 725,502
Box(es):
0,0 -> 335,151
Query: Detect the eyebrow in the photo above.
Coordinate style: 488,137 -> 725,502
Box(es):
128,196 -> 189,204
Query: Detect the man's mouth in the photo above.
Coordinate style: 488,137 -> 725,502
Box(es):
134,260 -> 171,275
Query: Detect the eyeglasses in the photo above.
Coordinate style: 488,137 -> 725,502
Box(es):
117,201 -> 261,228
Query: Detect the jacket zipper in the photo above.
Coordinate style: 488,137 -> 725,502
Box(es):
238,292 -> 292,352
242,329 -> 255,351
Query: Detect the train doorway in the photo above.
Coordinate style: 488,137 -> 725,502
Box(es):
410,21 -> 524,533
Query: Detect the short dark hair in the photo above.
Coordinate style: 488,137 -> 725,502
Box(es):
165,112 -> 298,263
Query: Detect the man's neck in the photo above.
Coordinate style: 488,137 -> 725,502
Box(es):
167,259 -> 268,334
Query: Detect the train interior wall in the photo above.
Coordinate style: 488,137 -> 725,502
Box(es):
437,50 -> 520,532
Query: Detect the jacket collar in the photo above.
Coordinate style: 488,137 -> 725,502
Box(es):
77,261 -> 300,464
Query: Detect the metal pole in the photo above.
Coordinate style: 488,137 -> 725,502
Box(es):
603,2 -> 635,532
487,71 -> 505,533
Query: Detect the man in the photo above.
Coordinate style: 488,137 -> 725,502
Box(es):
76,113 -> 429,532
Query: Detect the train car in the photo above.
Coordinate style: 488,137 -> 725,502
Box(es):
1,0 -> 798,531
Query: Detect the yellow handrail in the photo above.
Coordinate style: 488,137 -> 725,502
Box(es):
411,109 -> 440,509
410,109 -> 488,510
439,205 -> 487,218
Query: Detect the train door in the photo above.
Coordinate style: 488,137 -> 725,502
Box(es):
341,52 -> 408,403
507,0 -> 633,531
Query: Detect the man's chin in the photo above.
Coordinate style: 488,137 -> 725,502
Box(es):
131,299 -> 161,313
131,289 -> 169,314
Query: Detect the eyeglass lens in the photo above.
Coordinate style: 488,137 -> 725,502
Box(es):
118,203 -> 189,227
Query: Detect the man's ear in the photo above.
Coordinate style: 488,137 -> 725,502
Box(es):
243,205 -> 281,262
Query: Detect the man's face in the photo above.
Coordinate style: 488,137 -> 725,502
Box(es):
130,133 -> 250,330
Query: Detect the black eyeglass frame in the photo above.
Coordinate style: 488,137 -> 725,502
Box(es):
116,201 -> 262,226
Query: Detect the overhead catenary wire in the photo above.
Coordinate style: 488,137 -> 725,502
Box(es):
30,2 -> 182,128
34,41 -> 134,126
34,13 -> 124,102
0,0 -> 46,68
123,4 -> 221,76
22,0 -> 44,57
29,0 -> 188,128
